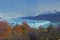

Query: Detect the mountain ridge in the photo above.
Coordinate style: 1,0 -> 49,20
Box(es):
21,11 -> 60,22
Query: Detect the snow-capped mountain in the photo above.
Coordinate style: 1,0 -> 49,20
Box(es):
21,11 -> 60,22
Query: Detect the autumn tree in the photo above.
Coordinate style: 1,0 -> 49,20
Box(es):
0,21 -> 12,40
10,21 -> 31,40
8,25 -> 23,40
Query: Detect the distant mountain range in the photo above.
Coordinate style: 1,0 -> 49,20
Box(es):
21,11 -> 60,22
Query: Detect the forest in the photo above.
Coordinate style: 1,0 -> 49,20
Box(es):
0,21 -> 60,40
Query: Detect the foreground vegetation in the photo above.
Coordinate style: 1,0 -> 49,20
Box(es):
0,21 -> 60,40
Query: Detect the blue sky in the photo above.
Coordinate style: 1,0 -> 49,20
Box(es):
0,0 -> 60,17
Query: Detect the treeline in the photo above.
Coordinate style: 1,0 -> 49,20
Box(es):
0,21 -> 60,40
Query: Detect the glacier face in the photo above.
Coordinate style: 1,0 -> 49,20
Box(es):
6,19 -> 51,29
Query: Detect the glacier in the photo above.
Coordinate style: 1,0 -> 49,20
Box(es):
0,17 -> 51,29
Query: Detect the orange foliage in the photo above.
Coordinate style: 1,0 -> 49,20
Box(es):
0,21 -> 12,39
14,21 -> 31,33
14,25 -> 23,33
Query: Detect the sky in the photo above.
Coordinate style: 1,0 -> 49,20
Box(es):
0,0 -> 60,17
